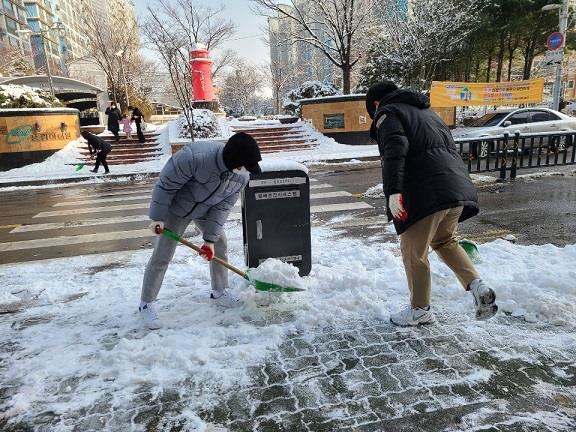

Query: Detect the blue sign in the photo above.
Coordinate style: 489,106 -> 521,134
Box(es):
547,32 -> 564,50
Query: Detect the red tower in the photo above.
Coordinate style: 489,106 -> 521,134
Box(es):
190,43 -> 215,102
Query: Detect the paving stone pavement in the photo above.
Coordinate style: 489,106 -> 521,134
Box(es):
196,315 -> 576,432
5,314 -> 572,432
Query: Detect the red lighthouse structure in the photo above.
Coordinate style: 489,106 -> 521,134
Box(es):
190,43 -> 215,103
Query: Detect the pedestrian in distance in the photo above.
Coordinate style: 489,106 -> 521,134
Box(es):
129,106 -> 146,143
121,113 -> 133,140
81,131 -> 111,174
105,101 -> 121,143
139,132 -> 262,330
365,81 -> 498,327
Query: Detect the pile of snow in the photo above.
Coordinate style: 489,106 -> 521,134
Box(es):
249,258 -> 307,290
364,183 -> 385,198
0,84 -> 63,108
178,109 -> 220,139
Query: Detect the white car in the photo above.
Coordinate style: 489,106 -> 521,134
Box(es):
452,108 -> 576,158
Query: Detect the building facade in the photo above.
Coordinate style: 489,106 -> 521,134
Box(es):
1,0 -> 138,80
0,0 -> 33,67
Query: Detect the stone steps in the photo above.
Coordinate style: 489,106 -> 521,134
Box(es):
231,124 -> 317,153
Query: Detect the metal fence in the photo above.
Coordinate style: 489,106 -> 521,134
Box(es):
454,131 -> 576,180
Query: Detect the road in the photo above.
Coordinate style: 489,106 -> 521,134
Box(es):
0,163 -> 574,265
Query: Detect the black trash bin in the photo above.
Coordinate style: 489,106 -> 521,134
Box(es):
242,169 -> 311,276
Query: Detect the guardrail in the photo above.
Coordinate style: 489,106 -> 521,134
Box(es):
454,131 -> 576,180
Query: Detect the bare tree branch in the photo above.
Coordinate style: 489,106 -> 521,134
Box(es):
251,0 -> 375,94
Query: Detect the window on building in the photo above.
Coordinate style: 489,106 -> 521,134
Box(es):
568,81 -> 575,89
5,17 -> 18,35
3,0 -> 14,15
324,113 -> 345,129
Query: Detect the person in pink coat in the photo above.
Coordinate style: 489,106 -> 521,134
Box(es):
121,113 -> 133,140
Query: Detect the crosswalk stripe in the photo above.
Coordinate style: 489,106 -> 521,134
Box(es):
52,190 -> 350,207
7,202 -> 373,241
58,183 -> 334,200
53,194 -> 151,207
36,191 -> 356,217
0,227 -> 194,253
57,186 -> 154,200
11,215 -> 151,233
34,203 -> 147,218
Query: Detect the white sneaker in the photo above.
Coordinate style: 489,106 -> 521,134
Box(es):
390,305 -> 434,327
139,302 -> 162,329
469,279 -> 498,320
210,290 -> 241,308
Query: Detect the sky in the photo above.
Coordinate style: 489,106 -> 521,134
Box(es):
132,0 -> 271,66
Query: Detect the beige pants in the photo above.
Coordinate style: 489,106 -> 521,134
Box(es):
400,207 -> 479,309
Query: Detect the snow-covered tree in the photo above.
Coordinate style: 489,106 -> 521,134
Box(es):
360,0 -> 484,91
0,84 -> 64,109
282,80 -> 341,115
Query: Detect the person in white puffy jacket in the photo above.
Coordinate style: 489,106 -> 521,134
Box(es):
139,132 -> 262,329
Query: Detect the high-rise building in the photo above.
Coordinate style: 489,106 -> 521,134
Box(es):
1,0 -> 139,79
0,0 -> 33,67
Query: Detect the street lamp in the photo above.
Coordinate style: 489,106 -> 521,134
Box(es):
114,49 -> 130,107
16,22 -> 66,97
542,0 -> 569,111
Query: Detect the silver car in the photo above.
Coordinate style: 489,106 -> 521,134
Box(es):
452,108 -> 576,158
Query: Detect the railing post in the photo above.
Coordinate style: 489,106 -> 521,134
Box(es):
510,132 -> 520,179
499,132 -> 509,182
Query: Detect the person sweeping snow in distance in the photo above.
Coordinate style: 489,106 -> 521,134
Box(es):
139,132 -> 262,330
81,131 -> 111,174
366,81 -> 498,327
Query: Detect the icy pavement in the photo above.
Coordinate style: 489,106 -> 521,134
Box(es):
1,226 -> 575,431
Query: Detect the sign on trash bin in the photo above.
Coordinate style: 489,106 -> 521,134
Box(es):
242,162 -> 312,276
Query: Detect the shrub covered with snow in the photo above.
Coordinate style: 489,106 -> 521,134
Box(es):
0,84 -> 64,108
283,81 -> 341,115
178,109 -> 220,139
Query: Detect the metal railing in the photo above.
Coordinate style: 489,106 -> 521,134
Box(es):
454,131 -> 576,180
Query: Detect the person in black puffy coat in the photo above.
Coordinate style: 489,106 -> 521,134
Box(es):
366,81 -> 498,327
81,131 -> 111,174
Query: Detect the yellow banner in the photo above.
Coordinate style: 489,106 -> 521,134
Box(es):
430,79 -> 544,107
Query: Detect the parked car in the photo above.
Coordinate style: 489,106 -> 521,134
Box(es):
452,108 -> 576,158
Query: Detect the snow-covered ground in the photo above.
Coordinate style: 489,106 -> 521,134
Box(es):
1,218 -> 575,429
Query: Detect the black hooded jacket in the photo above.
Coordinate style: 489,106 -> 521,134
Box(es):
373,89 -> 478,234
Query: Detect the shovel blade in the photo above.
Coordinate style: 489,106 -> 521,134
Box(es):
252,279 -> 305,293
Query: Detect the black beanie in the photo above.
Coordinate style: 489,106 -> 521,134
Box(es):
365,81 -> 398,119
223,132 -> 262,173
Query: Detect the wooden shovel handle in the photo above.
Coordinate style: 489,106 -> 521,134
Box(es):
158,226 -> 248,279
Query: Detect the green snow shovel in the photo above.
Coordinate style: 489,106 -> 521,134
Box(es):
459,239 -> 480,262
158,227 -> 305,293
74,163 -> 85,171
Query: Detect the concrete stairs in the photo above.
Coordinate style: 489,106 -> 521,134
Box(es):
230,122 -> 320,153
77,132 -> 163,165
